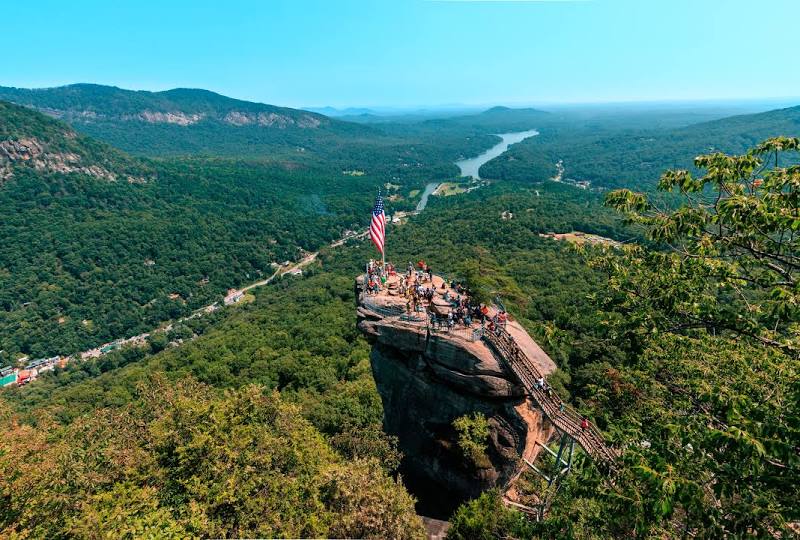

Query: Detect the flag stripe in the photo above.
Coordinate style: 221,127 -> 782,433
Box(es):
370,193 -> 386,255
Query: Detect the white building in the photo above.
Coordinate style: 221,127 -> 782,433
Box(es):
224,289 -> 244,305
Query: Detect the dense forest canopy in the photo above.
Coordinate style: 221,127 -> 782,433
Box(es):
449,142 -> 800,538
0,101 -> 455,358
4,151 -> 797,536
1,178 -> 627,537
0,92 -> 569,360
2,84 -> 799,538
482,104 -> 800,189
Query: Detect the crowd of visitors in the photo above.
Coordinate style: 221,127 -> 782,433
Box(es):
364,259 -> 510,335
363,259 -> 596,439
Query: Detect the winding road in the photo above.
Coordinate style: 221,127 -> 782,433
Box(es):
48,131 -> 539,371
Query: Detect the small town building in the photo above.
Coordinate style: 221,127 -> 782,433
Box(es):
224,289 -> 244,305
16,369 -> 33,386
0,366 -> 17,387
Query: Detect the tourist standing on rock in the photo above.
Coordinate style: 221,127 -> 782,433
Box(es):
498,310 -> 507,328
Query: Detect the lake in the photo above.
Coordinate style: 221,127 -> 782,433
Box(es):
455,129 -> 539,180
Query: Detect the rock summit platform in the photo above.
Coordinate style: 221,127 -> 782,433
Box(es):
355,264 -> 618,499
356,268 -> 557,377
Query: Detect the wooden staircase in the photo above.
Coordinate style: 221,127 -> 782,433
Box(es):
482,326 -> 618,468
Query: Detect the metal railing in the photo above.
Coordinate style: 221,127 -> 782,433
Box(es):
482,326 -> 618,467
360,297 -> 407,318
428,322 -> 484,342
361,291 -> 487,342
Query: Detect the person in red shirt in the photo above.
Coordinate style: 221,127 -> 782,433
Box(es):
581,417 -> 589,431
498,310 -> 507,327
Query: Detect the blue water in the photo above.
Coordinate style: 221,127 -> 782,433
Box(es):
415,182 -> 440,212
455,129 -> 539,180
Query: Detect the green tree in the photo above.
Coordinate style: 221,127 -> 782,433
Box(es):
447,490 -> 534,540
0,376 -> 425,539
601,137 -> 800,353
453,412 -> 491,468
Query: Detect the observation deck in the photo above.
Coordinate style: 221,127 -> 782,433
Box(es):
355,267 -> 617,468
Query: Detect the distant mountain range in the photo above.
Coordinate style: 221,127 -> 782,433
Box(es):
0,84 -> 332,129
562,104 -> 800,187
482,102 -> 800,187
0,84 -> 556,180
307,106 -> 378,117
0,84 -> 376,159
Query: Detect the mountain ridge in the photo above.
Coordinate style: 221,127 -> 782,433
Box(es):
0,100 -> 150,183
480,102 -> 800,188
0,83 -> 334,129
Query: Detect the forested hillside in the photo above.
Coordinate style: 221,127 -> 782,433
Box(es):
0,84 -> 500,180
0,100 -> 149,182
0,102 -> 428,359
481,104 -> 800,188
5,0 -> 800,535
0,179 -> 624,538
0,83 -> 340,133
0,94 -> 571,359
4,137 -> 797,537
3,87 -> 798,538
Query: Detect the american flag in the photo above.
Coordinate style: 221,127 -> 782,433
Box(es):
370,191 -> 386,255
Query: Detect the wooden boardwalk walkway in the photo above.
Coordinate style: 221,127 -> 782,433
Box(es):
482,326 -> 618,467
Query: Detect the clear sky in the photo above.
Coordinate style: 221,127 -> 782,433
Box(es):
4,0 -> 799,108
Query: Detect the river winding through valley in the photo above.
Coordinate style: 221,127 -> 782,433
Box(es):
414,129 -> 539,214
455,129 -> 539,180
49,129 -> 541,371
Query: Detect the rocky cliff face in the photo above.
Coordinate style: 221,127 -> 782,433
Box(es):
357,292 -> 554,516
0,137 -> 138,183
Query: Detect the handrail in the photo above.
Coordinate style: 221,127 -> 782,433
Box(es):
482,327 -> 618,467
360,297 -> 406,317
428,322 -> 484,342
361,289 -> 484,342
360,284 -> 617,466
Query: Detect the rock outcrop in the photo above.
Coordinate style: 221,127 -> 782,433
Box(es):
123,110 -> 205,126
37,108 -> 323,129
0,137 -> 133,183
223,110 -> 323,128
356,275 -> 556,516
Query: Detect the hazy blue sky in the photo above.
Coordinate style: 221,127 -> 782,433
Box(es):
5,0 -> 799,108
